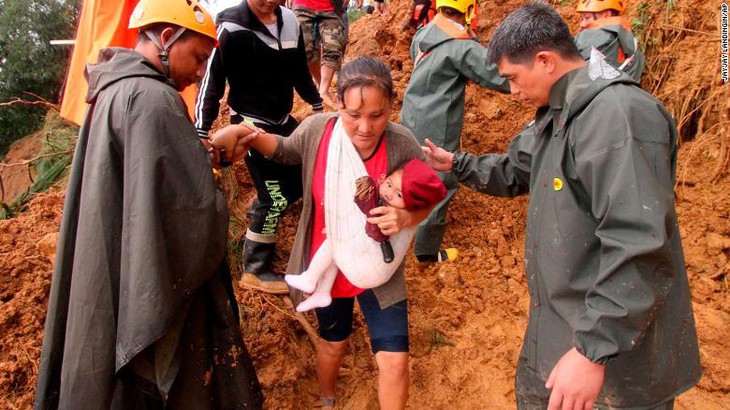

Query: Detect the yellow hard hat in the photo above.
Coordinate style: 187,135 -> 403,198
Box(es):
576,0 -> 625,13
436,0 -> 477,25
129,0 -> 217,42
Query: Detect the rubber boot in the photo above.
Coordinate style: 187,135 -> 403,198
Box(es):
238,238 -> 288,294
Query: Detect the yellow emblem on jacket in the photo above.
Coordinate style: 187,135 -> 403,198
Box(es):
553,177 -> 563,191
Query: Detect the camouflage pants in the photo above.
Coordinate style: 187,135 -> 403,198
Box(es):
293,6 -> 344,70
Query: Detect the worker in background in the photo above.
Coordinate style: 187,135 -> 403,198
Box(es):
400,0 -> 509,263
574,0 -> 644,81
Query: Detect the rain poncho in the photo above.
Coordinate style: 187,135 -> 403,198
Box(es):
35,48 -> 263,409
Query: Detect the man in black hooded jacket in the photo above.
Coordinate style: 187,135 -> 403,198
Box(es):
195,0 -> 323,294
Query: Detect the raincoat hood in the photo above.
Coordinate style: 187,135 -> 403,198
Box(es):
574,16 -> 644,81
85,47 -> 173,103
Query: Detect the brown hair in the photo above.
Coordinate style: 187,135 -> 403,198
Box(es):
336,56 -> 394,108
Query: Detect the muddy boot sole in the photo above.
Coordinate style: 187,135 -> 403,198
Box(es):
239,273 -> 289,295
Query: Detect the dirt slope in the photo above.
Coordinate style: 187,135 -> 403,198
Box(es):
1,0 -> 728,408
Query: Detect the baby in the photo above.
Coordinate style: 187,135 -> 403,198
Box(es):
286,158 -> 446,312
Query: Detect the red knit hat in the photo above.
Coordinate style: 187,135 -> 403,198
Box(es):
401,158 -> 447,211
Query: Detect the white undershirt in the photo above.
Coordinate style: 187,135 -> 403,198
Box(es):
264,22 -> 278,39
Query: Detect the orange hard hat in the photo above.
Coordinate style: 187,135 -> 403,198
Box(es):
576,0 -> 625,13
129,0 -> 217,42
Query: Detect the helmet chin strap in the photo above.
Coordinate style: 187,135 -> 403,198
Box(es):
144,27 -> 187,85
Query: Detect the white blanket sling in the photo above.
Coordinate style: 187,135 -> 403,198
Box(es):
324,119 -> 415,289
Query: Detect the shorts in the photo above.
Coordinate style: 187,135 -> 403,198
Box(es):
293,6 -> 344,70
315,289 -> 409,353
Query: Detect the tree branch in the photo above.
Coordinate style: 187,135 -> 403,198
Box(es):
0,93 -> 60,112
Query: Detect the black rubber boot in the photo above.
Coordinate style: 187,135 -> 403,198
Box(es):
239,238 -> 288,294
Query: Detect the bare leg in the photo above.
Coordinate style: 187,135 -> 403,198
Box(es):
317,339 -> 348,409
308,60 -> 321,86
319,64 -> 337,108
294,256 -> 338,312
285,239 -> 334,293
375,351 -> 409,410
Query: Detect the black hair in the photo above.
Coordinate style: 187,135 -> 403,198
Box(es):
486,1 -> 582,66
336,56 -> 394,108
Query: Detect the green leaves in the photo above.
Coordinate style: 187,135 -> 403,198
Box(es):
0,0 -> 80,154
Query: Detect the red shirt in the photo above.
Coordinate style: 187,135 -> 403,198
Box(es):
292,0 -> 335,12
310,122 -> 388,298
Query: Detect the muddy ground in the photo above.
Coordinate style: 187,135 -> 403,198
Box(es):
1,0 -> 728,408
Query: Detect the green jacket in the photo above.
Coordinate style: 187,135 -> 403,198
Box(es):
575,17 -> 645,81
452,64 -> 700,407
401,14 -> 508,152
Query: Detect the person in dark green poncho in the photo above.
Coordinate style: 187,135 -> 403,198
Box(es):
34,0 -> 263,408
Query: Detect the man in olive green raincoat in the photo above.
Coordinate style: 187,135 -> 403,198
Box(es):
424,4 -> 700,409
